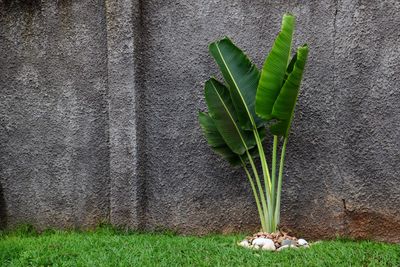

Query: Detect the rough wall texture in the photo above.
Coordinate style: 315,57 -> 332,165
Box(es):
0,0 -> 110,229
0,0 -> 399,242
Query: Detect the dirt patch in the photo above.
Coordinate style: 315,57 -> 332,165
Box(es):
343,207 -> 400,243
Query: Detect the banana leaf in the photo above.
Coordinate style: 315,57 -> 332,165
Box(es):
199,111 -> 241,165
256,14 -> 295,120
199,111 -> 264,166
209,38 -> 264,130
270,45 -> 309,137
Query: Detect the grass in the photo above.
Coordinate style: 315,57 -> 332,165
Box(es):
0,226 -> 399,267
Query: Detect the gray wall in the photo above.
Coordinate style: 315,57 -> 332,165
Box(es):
1,0 -> 399,242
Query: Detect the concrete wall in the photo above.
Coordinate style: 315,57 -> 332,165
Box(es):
1,0 -> 399,242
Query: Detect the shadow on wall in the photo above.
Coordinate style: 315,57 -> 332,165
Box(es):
0,182 -> 6,229
2,0 -> 41,9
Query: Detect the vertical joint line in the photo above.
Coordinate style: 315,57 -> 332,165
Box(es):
134,0 -> 147,230
103,0 -> 112,224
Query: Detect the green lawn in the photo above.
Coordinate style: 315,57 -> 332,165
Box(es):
0,226 -> 399,267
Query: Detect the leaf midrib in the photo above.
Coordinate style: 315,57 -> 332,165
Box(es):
210,80 -> 249,152
215,43 -> 257,129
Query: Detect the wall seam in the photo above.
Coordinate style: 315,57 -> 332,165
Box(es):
133,0 -> 148,230
102,0 -> 112,224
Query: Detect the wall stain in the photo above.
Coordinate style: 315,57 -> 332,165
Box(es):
57,0 -> 72,32
2,0 -> 42,43
3,0 -> 41,10
342,204 -> 400,243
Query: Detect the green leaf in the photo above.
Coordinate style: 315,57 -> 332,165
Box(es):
198,112 -> 263,166
209,37 -> 264,130
204,78 -> 257,155
199,112 -> 241,165
256,14 -> 295,120
198,111 -> 226,147
270,45 -> 309,137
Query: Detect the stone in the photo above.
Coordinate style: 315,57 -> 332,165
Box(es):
298,239 -> 308,246
238,240 -> 250,248
277,245 -> 290,251
261,239 -> 276,251
281,239 -> 296,247
261,243 -> 276,251
252,238 -> 272,247
277,244 -> 300,251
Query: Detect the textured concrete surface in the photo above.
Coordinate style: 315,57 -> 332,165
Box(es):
0,0 -> 110,229
105,0 -> 142,229
0,0 -> 399,242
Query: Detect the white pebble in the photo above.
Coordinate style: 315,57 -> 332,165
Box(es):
262,239 -> 276,250
238,240 -> 250,248
298,239 -> 308,246
277,245 -> 290,251
252,238 -> 272,247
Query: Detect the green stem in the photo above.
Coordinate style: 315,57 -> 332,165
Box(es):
274,137 -> 288,227
244,149 -> 270,232
271,135 -> 278,231
254,129 -> 272,191
252,128 -> 273,231
241,158 -> 267,232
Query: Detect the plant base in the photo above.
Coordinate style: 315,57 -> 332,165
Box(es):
238,230 -> 311,251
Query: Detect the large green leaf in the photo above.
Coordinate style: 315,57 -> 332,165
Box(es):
198,111 -> 241,165
198,111 -> 226,147
209,38 -> 264,130
256,14 -> 295,120
270,45 -> 309,137
204,78 -> 257,155
198,112 -> 264,166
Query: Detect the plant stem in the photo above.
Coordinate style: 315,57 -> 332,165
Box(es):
253,129 -> 272,194
241,158 -> 267,232
271,135 -> 278,231
244,149 -> 270,232
252,128 -> 273,231
274,137 -> 288,226
236,96 -> 272,231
